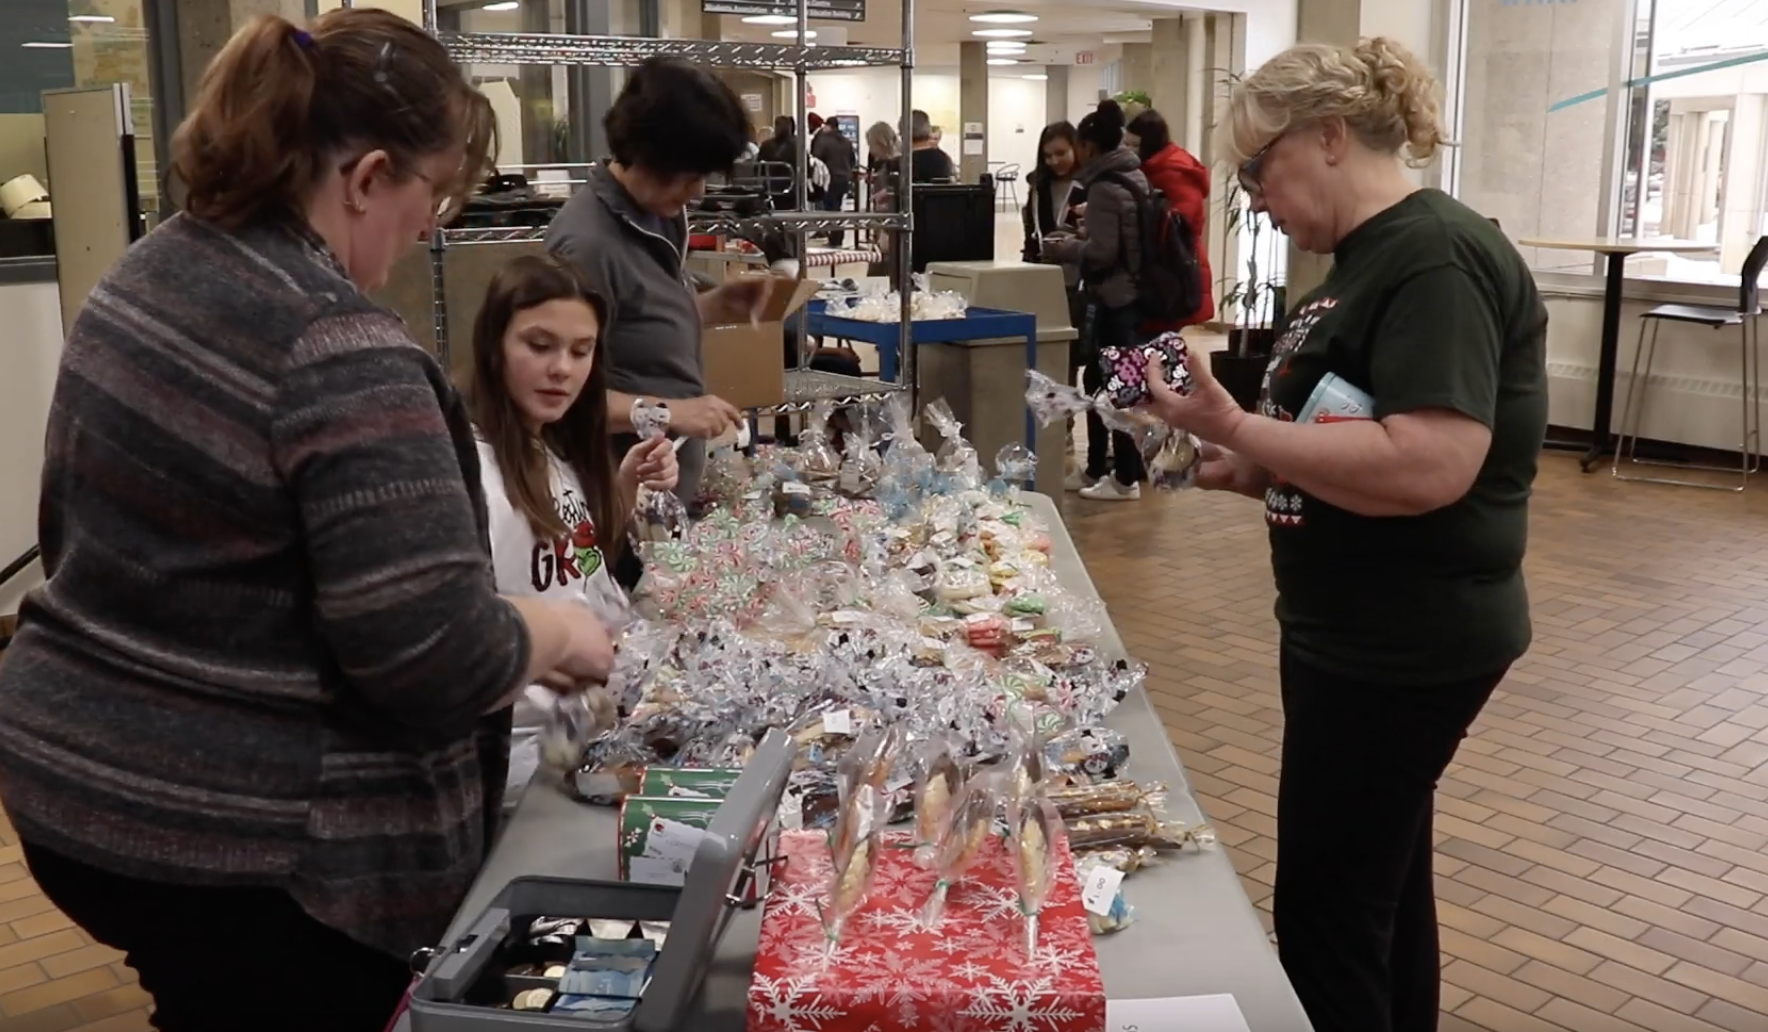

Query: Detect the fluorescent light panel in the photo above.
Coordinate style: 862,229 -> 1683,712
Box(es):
986,57 -> 1020,65
68,14 -> 115,23
970,11 -> 1037,23
742,13 -> 798,24
772,28 -> 817,37
1023,74 -> 1048,80
22,41 -> 72,48
972,28 -> 1032,37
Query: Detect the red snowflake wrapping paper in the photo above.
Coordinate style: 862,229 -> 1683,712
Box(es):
747,830 -> 1106,1032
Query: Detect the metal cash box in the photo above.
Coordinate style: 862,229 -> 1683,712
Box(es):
407,730 -> 792,1032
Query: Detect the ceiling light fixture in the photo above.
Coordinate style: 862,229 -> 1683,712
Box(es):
22,41 -> 73,48
482,1 -> 520,10
972,28 -> 1032,38
1022,74 -> 1048,80
771,28 -> 817,37
986,57 -> 1020,65
970,11 -> 1037,23
742,14 -> 798,24
68,14 -> 115,23
986,42 -> 1026,51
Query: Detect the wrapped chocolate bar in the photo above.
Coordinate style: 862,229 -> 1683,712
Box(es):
1045,779 -> 1165,819
922,769 -> 999,928
1096,331 -> 1194,409
1008,791 -> 1061,956
1066,805 -> 1217,852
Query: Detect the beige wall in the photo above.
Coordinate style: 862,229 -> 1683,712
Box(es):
0,281 -> 63,615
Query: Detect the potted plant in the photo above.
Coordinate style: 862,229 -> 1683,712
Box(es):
1209,176 -> 1286,411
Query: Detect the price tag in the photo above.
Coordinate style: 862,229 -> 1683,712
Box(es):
783,481 -> 812,496
1011,618 -> 1036,634
822,708 -> 854,735
645,818 -> 707,864
1080,865 -> 1125,916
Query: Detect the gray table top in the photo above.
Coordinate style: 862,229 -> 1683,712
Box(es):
399,493 -> 1311,1032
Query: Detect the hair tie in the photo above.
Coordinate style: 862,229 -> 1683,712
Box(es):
292,29 -> 315,51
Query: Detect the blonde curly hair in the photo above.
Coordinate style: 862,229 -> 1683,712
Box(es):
1216,36 -> 1449,170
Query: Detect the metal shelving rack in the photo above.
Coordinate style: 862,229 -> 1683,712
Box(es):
418,0 -> 918,417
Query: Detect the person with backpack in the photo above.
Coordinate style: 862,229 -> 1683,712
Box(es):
1128,109 -> 1214,328
1040,100 -> 1159,501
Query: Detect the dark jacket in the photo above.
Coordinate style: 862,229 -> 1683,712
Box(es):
1042,145 -> 1146,310
0,213 -> 526,960
811,126 -> 856,182
547,166 -> 707,498
1140,142 -> 1216,327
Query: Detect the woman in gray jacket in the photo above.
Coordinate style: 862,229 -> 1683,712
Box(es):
1041,100 -> 1149,501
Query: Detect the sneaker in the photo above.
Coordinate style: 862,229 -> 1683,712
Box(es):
1079,478 -> 1141,501
1063,470 -> 1097,492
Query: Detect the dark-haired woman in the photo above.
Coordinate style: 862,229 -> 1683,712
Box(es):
1021,122 -> 1090,485
1041,100 -> 1151,501
464,255 -> 678,807
547,56 -> 771,510
1127,109 -> 1214,329
0,10 -> 618,1030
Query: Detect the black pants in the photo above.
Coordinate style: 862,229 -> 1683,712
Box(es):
22,841 -> 412,1032
1081,301 -> 1147,486
1274,648 -> 1507,1032
820,179 -> 850,247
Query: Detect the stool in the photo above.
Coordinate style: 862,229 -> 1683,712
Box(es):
995,163 -> 1020,213
1612,234 -> 1768,491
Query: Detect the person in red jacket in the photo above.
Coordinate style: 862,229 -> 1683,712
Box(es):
1126,109 -> 1215,330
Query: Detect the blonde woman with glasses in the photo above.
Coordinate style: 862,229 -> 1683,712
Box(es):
1143,37 -> 1549,1032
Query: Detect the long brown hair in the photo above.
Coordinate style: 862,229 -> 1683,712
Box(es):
467,255 -> 621,552
170,8 -> 495,230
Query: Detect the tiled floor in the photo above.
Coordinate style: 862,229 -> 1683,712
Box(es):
1065,450 -> 1768,1032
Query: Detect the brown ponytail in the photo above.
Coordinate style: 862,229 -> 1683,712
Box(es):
171,8 -> 495,231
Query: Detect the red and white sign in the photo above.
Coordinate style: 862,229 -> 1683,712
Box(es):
1073,51 -> 1095,65
748,831 -> 1106,1032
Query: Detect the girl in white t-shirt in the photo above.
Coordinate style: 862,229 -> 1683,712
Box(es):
464,254 -> 679,806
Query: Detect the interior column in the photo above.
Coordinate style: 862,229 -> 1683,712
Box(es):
1044,65 -> 1070,125
1284,0 -> 1362,303
958,40 -> 989,183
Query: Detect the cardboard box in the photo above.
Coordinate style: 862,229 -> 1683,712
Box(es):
747,830 -> 1106,1032
702,275 -> 820,411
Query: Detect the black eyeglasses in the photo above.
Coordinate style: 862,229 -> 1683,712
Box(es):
1237,132 -> 1286,197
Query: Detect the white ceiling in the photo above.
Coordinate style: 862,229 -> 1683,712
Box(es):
717,0 -> 1176,50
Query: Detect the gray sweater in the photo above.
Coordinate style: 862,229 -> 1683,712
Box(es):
1043,146 -> 1148,310
0,213 -> 530,959
547,167 -> 707,499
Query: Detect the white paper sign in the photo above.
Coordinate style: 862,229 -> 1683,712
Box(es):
1080,866 -> 1125,916
1105,995 -> 1252,1032
963,139 -> 985,155
822,708 -> 855,735
645,818 -> 706,864
629,854 -> 691,886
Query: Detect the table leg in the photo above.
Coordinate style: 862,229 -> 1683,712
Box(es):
1579,252 -> 1627,473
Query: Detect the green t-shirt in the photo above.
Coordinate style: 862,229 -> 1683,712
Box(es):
1261,189 -> 1550,685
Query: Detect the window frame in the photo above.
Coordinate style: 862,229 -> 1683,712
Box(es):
1445,0 -> 1744,308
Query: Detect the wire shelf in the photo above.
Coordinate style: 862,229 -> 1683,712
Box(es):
441,32 -> 905,70
750,370 -> 904,415
441,210 -> 908,246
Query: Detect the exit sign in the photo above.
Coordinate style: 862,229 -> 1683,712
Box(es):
1074,51 -> 1095,65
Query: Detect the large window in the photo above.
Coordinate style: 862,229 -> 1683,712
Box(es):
0,0 -> 159,247
1453,0 -> 1768,287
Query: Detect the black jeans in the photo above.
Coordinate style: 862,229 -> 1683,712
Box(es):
1081,301 -> 1148,486
1274,648 -> 1507,1032
820,179 -> 850,247
22,841 -> 413,1032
